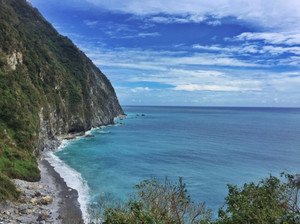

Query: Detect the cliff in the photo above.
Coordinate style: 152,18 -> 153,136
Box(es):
0,0 -> 123,199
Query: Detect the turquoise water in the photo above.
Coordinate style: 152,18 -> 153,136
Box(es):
54,106 -> 300,215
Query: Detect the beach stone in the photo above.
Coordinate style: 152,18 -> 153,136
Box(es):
30,198 -> 38,205
19,196 -> 26,203
5,211 -> 10,216
27,209 -> 33,213
40,196 -> 53,205
42,212 -> 48,220
37,214 -> 43,221
21,210 -> 28,214
35,191 -> 41,197
18,205 -> 27,213
68,188 -> 72,192
27,184 -> 36,190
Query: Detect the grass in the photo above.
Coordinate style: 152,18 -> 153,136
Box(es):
0,173 -> 20,201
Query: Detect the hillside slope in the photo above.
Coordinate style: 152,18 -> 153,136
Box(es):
0,0 -> 123,199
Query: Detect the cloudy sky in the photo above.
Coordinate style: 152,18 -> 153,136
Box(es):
28,0 -> 300,107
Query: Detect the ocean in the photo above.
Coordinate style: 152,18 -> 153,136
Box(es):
47,106 -> 300,221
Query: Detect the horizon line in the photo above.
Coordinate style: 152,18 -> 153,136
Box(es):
121,105 -> 300,109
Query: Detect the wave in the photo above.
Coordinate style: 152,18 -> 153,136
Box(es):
45,151 -> 90,223
56,139 -> 70,152
99,130 -> 110,134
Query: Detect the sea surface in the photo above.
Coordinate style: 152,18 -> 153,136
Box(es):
50,106 -> 300,220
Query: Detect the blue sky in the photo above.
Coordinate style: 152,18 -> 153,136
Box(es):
28,0 -> 300,107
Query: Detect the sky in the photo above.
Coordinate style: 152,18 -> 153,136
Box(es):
27,0 -> 300,107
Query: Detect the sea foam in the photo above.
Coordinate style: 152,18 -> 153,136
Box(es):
45,150 -> 90,223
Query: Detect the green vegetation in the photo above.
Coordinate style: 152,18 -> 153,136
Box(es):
0,173 -> 20,200
0,0 -> 122,200
89,174 -> 300,224
90,177 -> 212,224
218,173 -> 300,223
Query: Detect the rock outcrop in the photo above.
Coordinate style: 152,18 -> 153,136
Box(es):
0,0 -> 124,194
0,0 -> 123,148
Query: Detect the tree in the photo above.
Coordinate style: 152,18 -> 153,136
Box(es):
89,174 -> 300,224
217,174 -> 300,224
89,177 -> 213,224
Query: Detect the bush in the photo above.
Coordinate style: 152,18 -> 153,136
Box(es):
89,177 -> 213,224
89,175 -> 300,224
217,174 -> 300,224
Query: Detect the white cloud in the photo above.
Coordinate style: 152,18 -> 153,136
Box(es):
235,32 -> 300,45
193,43 -> 300,56
269,75 -> 300,91
83,46 -> 262,72
147,14 -> 221,26
207,20 -> 221,26
149,14 -> 206,24
174,84 -> 257,91
130,87 -> 151,92
193,44 -> 259,54
138,32 -> 160,37
262,46 -> 300,55
77,42 -> 300,104
85,0 -> 300,32
166,54 -> 260,67
120,32 -> 160,39
84,20 -> 98,27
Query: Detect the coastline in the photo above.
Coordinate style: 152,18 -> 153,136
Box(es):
43,149 -> 90,223
41,158 -> 84,224
0,156 -> 84,224
0,117 -> 126,224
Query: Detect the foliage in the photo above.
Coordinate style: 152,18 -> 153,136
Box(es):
89,177 -> 213,224
217,174 -> 300,224
0,173 -> 20,200
88,175 -> 300,224
0,0 -> 122,200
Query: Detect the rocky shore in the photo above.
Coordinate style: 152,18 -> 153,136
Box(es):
0,158 -> 84,224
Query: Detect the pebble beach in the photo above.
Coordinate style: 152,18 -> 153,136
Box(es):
0,158 -> 83,224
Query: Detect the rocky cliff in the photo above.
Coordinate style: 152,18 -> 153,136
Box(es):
0,0 -> 123,199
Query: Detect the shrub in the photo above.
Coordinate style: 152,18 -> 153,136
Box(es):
89,177 -> 213,224
217,174 -> 300,224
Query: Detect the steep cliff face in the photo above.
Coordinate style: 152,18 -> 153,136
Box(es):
0,0 -> 123,197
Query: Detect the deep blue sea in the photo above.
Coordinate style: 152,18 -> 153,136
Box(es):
50,106 -> 300,219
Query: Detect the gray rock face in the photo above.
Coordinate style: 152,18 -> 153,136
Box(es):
6,50 -> 23,70
0,0 -> 124,154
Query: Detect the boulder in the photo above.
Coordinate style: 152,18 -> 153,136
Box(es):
40,196 -> 53,205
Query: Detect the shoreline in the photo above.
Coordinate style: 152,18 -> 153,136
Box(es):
44,150 -> 90,223
0,157 -> 84,224
0,117 -> 126,224
42,158 -> 84,224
